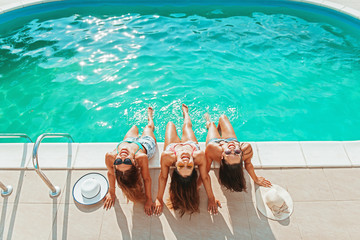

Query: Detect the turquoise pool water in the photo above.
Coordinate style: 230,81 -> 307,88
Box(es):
1,3 -> 360,142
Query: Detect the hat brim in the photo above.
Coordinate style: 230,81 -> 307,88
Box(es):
255,184 -> 293,221
72,172 -> 109,205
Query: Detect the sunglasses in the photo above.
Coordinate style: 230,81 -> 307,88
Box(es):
224,149 -> 242,155
176,162 -> 194,170
114,158 -> 133,165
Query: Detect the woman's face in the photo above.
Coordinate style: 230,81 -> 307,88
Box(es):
221,142 -> 242,165
175,152 -> 194,177
115,147 -> 135,172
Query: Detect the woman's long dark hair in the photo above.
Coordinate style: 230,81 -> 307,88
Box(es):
115,164 -> 145,203
219,159 -> 246,192
168,169 -> 199,217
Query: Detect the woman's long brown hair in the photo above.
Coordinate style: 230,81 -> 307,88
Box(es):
219,159 -> 246,192
168,169 -> 199,217
115,164 -> 145,203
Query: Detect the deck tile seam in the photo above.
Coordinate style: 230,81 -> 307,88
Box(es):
254,143 -> 263,169
47,198 -> 62,240
245,201 -> 256,240
97,207 -> 106,240
341,142 -> 353,167
71,144 -> 80,169
298,141 -> 308,167
243,193 -> 254,240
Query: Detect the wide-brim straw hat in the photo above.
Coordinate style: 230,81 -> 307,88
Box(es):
255,184 -> 293,221
72,172 -> 109,205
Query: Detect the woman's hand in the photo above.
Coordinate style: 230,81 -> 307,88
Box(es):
208,198 -> 222,215
255,176 -> 272,187
103,191 -> 116,210
153,198 -> 164,216
144,199 -> 153,216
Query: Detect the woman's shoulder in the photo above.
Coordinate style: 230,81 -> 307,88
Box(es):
240,142 -> 252,152
240,142 -> 253,163
193,149 -> 205,157
105,150 -> 116,159
105,151 -> 116,168
193,150 -> 206,165
161,151 -> 175,166
135,152 -> 148,161
205,142 -> 222,152
161,149 -> 175,156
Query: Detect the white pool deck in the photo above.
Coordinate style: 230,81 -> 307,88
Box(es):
1,0 -> 360,239
1,141 -> 360,240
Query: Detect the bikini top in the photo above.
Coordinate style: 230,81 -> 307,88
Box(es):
116,140 -> 144,155
169,142 -> 197,157
215,138 -> 239,144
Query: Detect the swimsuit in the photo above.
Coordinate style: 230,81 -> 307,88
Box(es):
117,136 -> 156,159
165,141 -> 200,154
207,137 -> 239,146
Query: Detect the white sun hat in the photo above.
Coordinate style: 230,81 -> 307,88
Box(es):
72,172 -> 109,205
255,184 -> 293,221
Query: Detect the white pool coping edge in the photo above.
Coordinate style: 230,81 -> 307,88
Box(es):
0,0 -> 360,20
0,141 -> 359,170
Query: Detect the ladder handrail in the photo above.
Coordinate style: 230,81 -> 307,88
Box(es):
0,133 -> 31,196
32,133 -> 74,198
0,180 -> 13,197
0,133 -> 33,143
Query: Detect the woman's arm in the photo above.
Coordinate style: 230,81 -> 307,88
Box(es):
242,143 -> 272,187
197,144 -> 222,187
205,144 -> 222,171
154,151 -> 171,215
138,154 -> 153,216
196,150 -> 221,214
104,152 -> 116,210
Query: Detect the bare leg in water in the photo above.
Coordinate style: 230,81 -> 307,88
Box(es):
141,107 -> 157,143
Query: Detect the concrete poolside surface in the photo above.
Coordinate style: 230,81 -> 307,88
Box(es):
1,140 -> 360,239
1,168 -> 360,240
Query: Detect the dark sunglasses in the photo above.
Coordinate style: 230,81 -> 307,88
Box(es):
224,149 -> 242,155
114,158 -> 133,165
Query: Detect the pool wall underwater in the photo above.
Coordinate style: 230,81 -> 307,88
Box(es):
0,0 -> 360,170
1,0 -> 360,21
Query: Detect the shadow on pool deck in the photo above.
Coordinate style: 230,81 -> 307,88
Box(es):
45,168 -> 277,240
2,167 -> 360,239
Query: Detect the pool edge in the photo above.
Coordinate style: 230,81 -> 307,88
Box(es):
1,141 -> 359,170
0,0 -> 359,20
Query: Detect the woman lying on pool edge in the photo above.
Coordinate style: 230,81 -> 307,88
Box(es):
103,107 -> 156,216
204,113 -> 271,191
154,104 -> 221,217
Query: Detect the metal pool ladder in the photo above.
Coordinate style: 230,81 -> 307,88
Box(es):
0,133 -> 33,143
0,133 -> 33,197
32,133 -> 74,198
0,180 -> 13,197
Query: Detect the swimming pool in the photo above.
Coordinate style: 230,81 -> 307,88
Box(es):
1,1 -> 360,142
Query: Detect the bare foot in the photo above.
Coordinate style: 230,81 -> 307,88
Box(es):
182,104 -> 189,118
147,107 -> 154,120
204,113 -> 211,129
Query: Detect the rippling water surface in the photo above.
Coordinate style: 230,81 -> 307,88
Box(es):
1,4 -> 360,142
